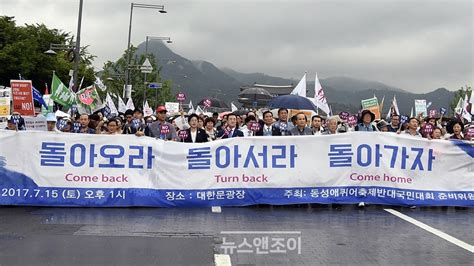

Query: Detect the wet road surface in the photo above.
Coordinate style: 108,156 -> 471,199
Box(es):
0,205 -> 472,265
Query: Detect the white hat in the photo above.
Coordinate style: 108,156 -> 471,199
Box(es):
46,113 -> 57,122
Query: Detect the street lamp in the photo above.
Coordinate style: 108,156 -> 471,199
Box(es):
44,43 -> 76,56
43,0 -> 83,92
73,0 -> 84,93
142,36 -> 172,103
145,36 -> 172,56
44,42 -> 84,90
125,3 -> 167,92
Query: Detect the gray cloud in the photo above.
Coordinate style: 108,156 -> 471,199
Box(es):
1,0 -> 472,92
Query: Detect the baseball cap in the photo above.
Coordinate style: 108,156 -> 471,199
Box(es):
156,106 -> 167,113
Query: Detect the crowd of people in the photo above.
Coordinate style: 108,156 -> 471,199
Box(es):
2,105 -> 473,142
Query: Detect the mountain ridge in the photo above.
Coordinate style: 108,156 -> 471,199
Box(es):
135,41 -> 454,115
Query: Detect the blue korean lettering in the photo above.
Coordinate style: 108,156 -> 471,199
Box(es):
427,149 -> 435,171
187,147 -> 212,169
328,144 -> 353,167
98,145 -> 125,168
128,145 -> 144,169
233,145 -> 242,168
401,147 -> 409,169
384,145 -> 398,168
39,142 -> 66,166
89,144 -> 97,167
258,146 -> 268,168
146,146 -> 154,169
215,146 -> 230,168
374,144 -> 382,167
243,145 -> 258,168
70,144 -> 97,167
272,145 -> 288,168
128,146 -> 155,169
357,144 -> 371,167
70,144 -> 86,167
410,147 -> 424,170
289,145 -> 297,168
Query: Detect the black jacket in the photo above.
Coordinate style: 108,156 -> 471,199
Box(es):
216,128 -> 244,139
255,124 -> 282,136
182,128 -> 209,143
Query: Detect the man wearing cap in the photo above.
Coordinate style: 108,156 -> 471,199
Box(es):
139,105 -> 177,141
355,110 -> 377,132
5,113 -> 26,131
46,113 -> 58,132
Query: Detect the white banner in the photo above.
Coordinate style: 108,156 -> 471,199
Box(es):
23,116 -> 47,131
165,102 -> 180,114
415,99 -> 428,117
0,132 -> 472,207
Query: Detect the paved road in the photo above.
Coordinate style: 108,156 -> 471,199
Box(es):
0,205 -> 472,265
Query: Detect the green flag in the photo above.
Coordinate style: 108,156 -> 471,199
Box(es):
50,73 -> 76,107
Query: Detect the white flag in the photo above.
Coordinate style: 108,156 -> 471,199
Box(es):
462,95 -> 471,122
126,98 -> 135,111
143,100 -> 153,117
392,95 -> 400,116
117,94 -> 127,113
290,72 -> 307,97
454,97 -> 463,115
105,93 -> 118,115
385,95 -> 399,120
78,76 -> 85,90
68,75 -> 74,90
94,76 -> 107,91
231,102 -> 238,112
188,100 -> 195,114
310,73 -> 330,114
469,90 -> 474,115
196,105 -> 204,115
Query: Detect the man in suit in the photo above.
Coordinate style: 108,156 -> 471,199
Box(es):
290,112 -> 313,136
256,111 -> 281,136
181,114 -> 209,143
217,113 -> 244,139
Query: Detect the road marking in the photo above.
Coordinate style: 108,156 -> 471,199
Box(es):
384,208 -> 474,253
220,231 -> 301,234
211,206 -> 222,213
214,254 -> 231,266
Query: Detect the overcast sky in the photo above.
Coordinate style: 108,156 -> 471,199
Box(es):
1,0 -> 472,92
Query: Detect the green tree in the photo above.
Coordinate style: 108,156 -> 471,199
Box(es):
450,85 -> 472,115
101,46 -> 174,109
0,16 -> 95,93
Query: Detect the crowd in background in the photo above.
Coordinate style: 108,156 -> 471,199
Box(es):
2,105 -> 473,142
